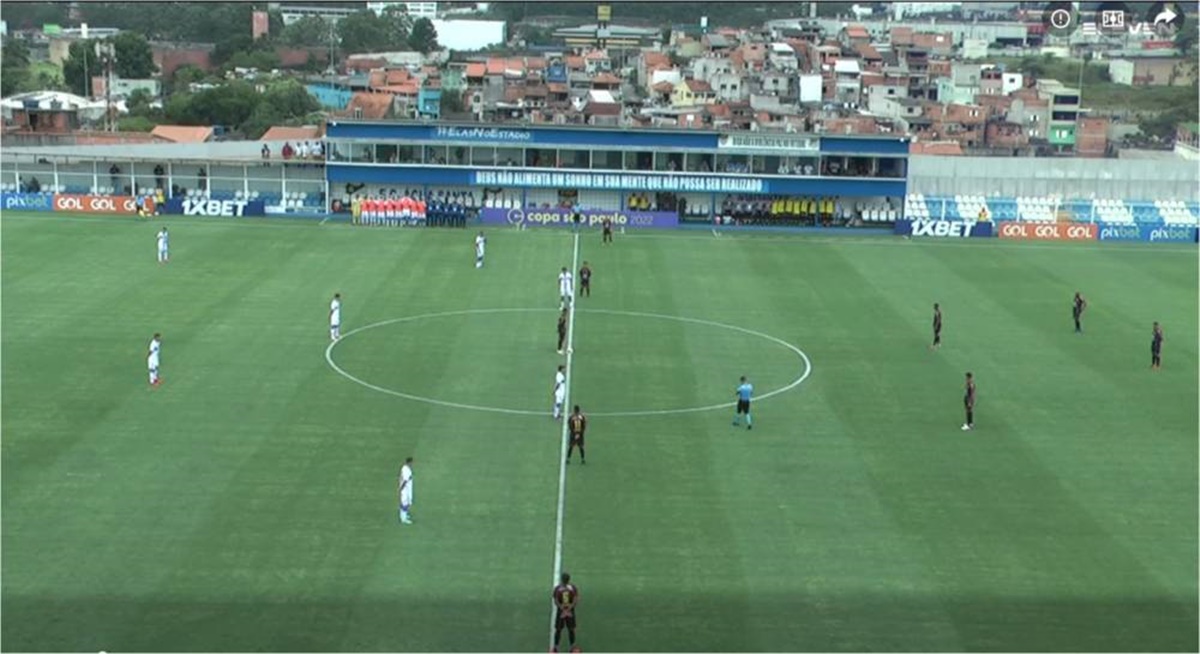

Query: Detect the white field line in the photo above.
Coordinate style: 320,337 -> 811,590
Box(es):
549,232 -> 580,648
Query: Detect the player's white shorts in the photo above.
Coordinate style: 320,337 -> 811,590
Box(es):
555,389 -> 566,404
400,488 -> 413,506
148,357 -> 159,371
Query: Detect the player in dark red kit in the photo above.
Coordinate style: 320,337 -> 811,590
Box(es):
961,372 -> 975,431
552,572 -> 579,652
567,405 -> 586,464
1073,292 -> 1087,333
601,217 -> 613,244
557,309 -> 567,355
1151,321 -> 1164,369
932,303 -> 942,349
578,262 -> 592,298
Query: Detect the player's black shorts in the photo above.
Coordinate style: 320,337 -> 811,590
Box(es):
570,433 -> 584,446
736,399 -> 750,414
555,614 -> 576,631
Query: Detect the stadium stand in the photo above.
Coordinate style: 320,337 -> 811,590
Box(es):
903,194 -> 1200,226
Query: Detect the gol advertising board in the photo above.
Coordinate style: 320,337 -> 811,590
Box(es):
479,207 -> 678,229
894,219 -> 994,238
1,192 -> 55,212
1096,223 -> 1199,243
53,194 -> 138,215
997,221 -> 1097,241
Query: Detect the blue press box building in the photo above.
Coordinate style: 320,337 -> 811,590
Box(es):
322,121 -> 910,224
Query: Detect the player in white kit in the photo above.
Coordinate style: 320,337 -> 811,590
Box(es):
474,231 -> 486,268
147,333 -> 162,386
398,457 -> 415,525
330,293 -> 342,341
553,364 -> 566,420
156,227 -> 169,264
558,267 -> 574,309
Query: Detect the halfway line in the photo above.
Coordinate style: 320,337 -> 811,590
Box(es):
549,231 -> 580,648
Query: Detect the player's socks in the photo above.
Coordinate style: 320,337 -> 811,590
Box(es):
746,415 -> 753,428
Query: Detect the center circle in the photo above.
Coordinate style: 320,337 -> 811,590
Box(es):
325,308 -> 812,417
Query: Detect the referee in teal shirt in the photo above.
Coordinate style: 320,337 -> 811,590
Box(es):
733,376 -> 753,430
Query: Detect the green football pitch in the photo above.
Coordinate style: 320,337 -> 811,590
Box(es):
2,211 -> 1197,652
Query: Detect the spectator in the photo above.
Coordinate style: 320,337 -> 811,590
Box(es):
261,144 -> 270,160
109,164 -> 120,192
27,176 -> 41,193
282,142 -> 295,160
313,141 -> 324,159
153,164 -> 165,192
197,167 -> 207,192
298,141 -> 310,159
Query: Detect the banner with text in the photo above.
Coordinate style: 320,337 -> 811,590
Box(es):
894,219 -> 994,238
53,194 -> 137,215
1,193 -> 56,212
997,221 -> 1097,241
162,198 -> 267,217
471,170 -> 766,194
479,207 -> 678,229
1096,223 -> 1199,243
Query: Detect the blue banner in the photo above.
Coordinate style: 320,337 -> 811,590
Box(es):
894,219 -> 994,238
480,207 -> 677,229
2,193 -> 55,212
162,198 -> 266,217
1096,223 -> 1198,243
326,164 -> 906,198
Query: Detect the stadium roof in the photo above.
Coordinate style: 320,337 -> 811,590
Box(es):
150,125 -> 214,143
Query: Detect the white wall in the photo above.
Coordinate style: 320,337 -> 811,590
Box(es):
798,74 -> 823,104
430,19 -> 506,52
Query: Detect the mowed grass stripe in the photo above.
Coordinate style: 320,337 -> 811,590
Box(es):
2,213 -> 1195,652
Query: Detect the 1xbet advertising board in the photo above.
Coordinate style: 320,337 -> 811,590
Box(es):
480,207 -> 678,229
894,219 -> 994,238
1,193 -> 55,212
53,194 -> 138,215
162,198 -> 266,217
997,221 -> 1097,241
1097,223 -> 1199,243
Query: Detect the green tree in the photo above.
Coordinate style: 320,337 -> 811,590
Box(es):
282,15 -> 331,47
62,39 -> 98,96
408,17 -> 439,53
337,8 -> 410,54
1,39 -> 31,96
111,31 -> 157,78
126,88 -> 156,115
170,64 -> 208,93
262,79 -> 319,117
116,115 -> 158,132
1175,15 -> 1197,57
0,2 -> 69,30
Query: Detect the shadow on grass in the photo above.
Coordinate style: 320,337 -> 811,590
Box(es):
2,593 -> 1196,652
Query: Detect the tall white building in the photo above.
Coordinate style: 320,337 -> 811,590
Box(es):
368,1 -> 438,19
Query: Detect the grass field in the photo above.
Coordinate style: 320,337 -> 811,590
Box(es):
2,211 -> 1197,652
